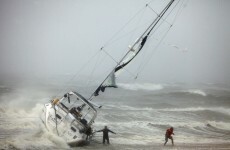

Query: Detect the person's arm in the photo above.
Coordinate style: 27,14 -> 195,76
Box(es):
108,129 -> 116,134
96,129 -> 103,132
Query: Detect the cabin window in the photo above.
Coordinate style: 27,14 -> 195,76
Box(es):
71,127 -> 76,132
73,135 -> 77,139
56,114 -> 62,119
80,119 -> 87,126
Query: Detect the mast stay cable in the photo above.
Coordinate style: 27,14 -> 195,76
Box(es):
88,0 -> 176,100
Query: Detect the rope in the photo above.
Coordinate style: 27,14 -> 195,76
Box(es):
101,47 -> 119,64
84,48 -> 109,91
98,6 -> 148,67
138,27 -> 172,76
84,50 -> 114,96
164,0 -> 183,25
54,0 -> 186,99
146,4 -> 172,26
54,50 -> 101,97
171,0 -> 186,24
60,5 -> 149,98
103,6 -> 147,48
135,0 -> 185,77
91,0 -> 180,102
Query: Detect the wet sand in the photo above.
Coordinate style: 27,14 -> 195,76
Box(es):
0,140 -> 230,149
77,143 -> 230,150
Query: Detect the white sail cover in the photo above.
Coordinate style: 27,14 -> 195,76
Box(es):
103,69 -> 117,88
93,36 -> 148,97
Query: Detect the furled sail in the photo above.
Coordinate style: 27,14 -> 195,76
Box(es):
91,0 -> 175,98
115,35 -> 148,73
93,35 -> 148,97
94,70 -> 117,96
93,36 -> 148,97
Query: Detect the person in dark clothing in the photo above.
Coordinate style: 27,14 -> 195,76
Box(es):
85,126 -> 92,141
164,127 -> 174,146
97,126 -> 116,144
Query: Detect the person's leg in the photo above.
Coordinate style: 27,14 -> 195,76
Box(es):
107,137 -> 110,144
164,135 -> 168,145
171,137 -> 174,146
103,136 -> 105,144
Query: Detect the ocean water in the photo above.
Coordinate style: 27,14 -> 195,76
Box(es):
0,80 -> 230,149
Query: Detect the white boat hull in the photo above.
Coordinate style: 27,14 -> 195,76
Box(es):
40,91 -> 97,146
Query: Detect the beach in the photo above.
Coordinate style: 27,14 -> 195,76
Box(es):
77,143 -> 230,150
0,80 -> 230,149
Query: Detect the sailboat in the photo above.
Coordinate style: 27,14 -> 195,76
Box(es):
40,0 -> 176,146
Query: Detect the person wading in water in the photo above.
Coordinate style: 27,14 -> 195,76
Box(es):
164,127 -> 175,146
97,126 -> 116,144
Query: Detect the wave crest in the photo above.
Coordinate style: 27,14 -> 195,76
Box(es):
159,107 -> 230,116
187,89 -> 207,96
118,83 -> 163,91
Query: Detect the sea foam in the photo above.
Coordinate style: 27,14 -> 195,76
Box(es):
187,89 -> 207,96
118,83 -> 163,91
159,107 -> 230,116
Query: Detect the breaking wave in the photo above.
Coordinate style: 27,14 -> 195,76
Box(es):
0,103 -> 70,149
0,86 -> 70,149
105,104 -> 154,111
148,121 -> 230,130
159,107 -> 230,116
117,83 -> 163,91
186,89 -> 207,96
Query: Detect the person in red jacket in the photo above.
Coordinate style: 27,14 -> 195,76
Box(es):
164,127 -> 174,146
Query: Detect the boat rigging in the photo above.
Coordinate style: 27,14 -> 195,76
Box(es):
40,0 -> 182,146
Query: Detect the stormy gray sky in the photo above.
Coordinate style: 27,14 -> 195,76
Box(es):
0,0 -> 230,84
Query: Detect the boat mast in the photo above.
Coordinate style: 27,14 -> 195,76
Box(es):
90,0 -> 175,100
